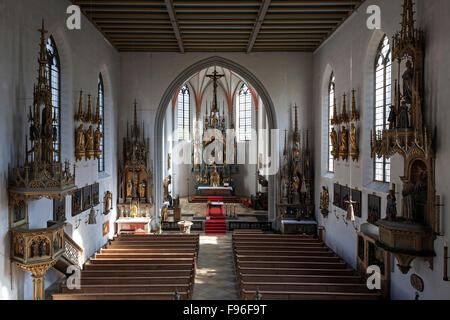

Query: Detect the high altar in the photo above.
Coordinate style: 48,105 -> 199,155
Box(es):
116,101 -> 153,233
191,68 -> 239,197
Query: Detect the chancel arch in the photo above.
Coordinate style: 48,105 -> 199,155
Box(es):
154,56 -> 278,226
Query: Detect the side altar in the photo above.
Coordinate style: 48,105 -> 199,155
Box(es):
191,68 -> 239,197
116,101 -> 153,233
278,106 -> 315,235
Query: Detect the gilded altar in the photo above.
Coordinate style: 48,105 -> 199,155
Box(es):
117,101 -> 153,220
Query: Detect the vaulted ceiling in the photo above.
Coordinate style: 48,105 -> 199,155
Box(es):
72,0 -> 365,53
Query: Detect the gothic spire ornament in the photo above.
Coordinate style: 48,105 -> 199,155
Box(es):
8,20 -> 76,204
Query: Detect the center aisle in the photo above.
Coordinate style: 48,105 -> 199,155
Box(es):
192,234 -> 239,300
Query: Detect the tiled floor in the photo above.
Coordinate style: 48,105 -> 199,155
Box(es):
192,235 -> 239,300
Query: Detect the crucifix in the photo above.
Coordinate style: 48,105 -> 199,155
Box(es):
206,67 -> 225,113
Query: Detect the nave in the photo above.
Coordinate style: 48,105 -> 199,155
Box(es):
51,231 -> 381,301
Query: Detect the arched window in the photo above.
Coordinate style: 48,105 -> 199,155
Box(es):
238,84 -> 252,141
328,73 -> 335,173
46,36 -> 61,162
177,85 -> 190,141
374,35 -> 391,183
98,74 -> 105,172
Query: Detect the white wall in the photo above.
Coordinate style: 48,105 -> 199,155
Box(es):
0,0 -> 120,299
312,0 -> 450,300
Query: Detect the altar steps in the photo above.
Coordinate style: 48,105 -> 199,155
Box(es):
52,234 -> 199,300
205,203 -> 226,235
233,232 -> 382,300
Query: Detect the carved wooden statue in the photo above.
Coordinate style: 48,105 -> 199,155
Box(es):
386,185 -> 397,221
104,191 -> 112,214
210,167 -> 220,187
349,123 -> 359,161
398,100 -> 410,129
320,186 -> 329,216
138,180 -> 146,199
126,179 -> 133,198
402,60 -> 413,104
85,125 -> 94,159
330,127 -> 339,159
94,125 -> 103,159
339,125 -> 349,161
163,175 -> 172,202
75,124 -> 86,161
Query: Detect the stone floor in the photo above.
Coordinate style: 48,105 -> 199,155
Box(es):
192,235 -> 239,300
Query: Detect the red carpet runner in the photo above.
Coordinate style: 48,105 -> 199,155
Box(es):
205,197 -> 226,235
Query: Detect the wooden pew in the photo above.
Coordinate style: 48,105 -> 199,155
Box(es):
81,270 -> 193,278
235,250 -> 335,257
237,267 -> 356,277
55,234 -> 200,300
236,255 -> 341,263
83,263 -> 194,271
52,292 -> 187,300
233,234 -> 381,300
61,284 -> 191,294
239,274 -> 363,284
241,282 -> 371,293
241,290 -> 381,300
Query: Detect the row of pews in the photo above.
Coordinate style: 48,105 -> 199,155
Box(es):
52,234 -> 199,300
232,230 -> 382,300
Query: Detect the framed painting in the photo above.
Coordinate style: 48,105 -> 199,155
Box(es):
333,183 -> 341,207
341,186 -> 350,210
103,221 -> 110,236
53,198 -> 66,222
368,194 -> 381,224
92,183 -> 100,206
351,189 -> 362,218
82,186 -> 92,211
72,189 -> 82,217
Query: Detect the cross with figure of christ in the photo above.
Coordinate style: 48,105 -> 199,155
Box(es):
206,67 -> 225,113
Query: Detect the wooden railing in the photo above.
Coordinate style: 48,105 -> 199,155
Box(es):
63,232 -> 84,268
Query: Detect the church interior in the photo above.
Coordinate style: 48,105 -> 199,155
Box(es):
1,0 -> 450,301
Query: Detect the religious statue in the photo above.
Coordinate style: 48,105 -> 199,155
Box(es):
339,125 -> 349,160
386,185 -> 397,221
330,127 -> 338,159
402,181 -> 416,221
94,125 -> 103,159
320,186 -> 329,216
292,175 -> 300,194
85,125 -> 94,159
398,100 -> 410,129
75,124 -> 85,161
138,180 -> 146,199
281,177 -> 290,201
163,175 -> 172,202
210,166 -> 220,187
349,123 -> 359,161
388,105 -> 397,129
402,60 -> 414,104
104,191 -> 112,214
131,203 -> 138,218
126,178 -> 133,198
